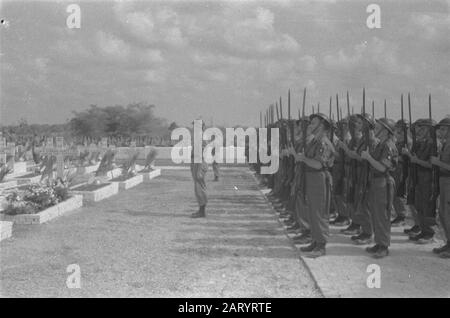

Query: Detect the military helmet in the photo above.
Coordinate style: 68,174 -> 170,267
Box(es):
310,112 -> 332,128
376,118 -> 396,135
413,118 -> 436,127
356,113 -> 375,128
436,117 -> 450,127
395,119 -> 409,128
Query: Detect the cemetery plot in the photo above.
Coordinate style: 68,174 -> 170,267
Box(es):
140,168 -> 162,182
0,181 -> 84,225
1,195 -> 83,225
70,182 -> 119,203
110,173 -> 143,190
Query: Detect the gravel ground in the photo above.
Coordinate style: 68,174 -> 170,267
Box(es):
0,168 -> 320,297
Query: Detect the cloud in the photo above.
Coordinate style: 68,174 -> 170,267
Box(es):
114,4 -> 188,47
323,37 -> 413,76
96,31 -> 131,61
410,12 -> 450,40
222,6 -> 300,56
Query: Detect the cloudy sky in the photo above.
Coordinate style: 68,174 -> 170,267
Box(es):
0,0 -> 449,127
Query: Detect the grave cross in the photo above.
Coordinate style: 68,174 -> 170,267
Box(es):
40,137 -> 79,179
0,138 -> 16,169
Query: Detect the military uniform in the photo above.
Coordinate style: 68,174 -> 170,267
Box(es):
362,118 -> 398,258
299,113 -> 335,257
304,136 -> 334,243
434,118 -> 450,257
331,130 -> 350,225
412,127 -> 436,240
351,114 -> 377,244
367,136 -> 397,248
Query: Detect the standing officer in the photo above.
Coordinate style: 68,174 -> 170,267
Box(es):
212,147 -> 220,181
431,117 -> 450,258
295,113 -> 335,258
403,118 -> 437,244
361,118 -> 398,258
190,120 -> 208,218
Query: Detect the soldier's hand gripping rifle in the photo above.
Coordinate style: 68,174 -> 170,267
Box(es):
407,93 -> 417,205
429,94 -> 439,215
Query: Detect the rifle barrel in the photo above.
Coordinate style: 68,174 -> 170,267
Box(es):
280,97 -> 283,119
288,90 -> 291,120
302,88 -> 306,117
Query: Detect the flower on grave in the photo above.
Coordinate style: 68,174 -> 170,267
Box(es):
2,182 -> 70,215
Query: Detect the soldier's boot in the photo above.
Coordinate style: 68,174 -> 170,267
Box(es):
330,215 -> 350,226
340,222 -> 361,235
191,205 -> 206,218
300,241 -> 316,253
293,232 -> 312,245
372,245 -> 389,259
286,222 -> 300,232
351,233 -> 372,245
365,244 -> 380,254
432,242 -> 449,254
391,215 -> 406,227
305,242 -> 326,258
404,224 -> 420,235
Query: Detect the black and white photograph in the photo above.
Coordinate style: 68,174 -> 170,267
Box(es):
0,0 -> 449,301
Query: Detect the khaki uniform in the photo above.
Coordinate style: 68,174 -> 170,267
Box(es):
354,136 -> 377,236
293,139 -> 310,232
438,140 -> 450,242
332,136 -> 348,218
190,161 -> 208,206
366,139 -> 398,247
304,136 -> 335,244
414,140 -> 436,236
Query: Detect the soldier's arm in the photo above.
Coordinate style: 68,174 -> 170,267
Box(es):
361,149 -> 390,173
410,156 -> 432,168
430,156 -> 450,172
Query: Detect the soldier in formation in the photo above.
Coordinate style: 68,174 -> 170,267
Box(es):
258,91 -> 450,259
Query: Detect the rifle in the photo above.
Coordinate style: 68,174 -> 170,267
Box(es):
335,94 -> 345,195
299,88 -> 308,203
399,94 -> 410,198
288,90 -> 294,147
429,94 -> 439,215
358,88 -> 371,205
407,93 -> 417,205
329,96 -> 334,142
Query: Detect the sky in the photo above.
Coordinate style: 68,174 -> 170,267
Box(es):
0,0 -> 449,127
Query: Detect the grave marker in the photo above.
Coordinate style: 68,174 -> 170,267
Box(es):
0,138 -> 16,170
40,137 -> 79,180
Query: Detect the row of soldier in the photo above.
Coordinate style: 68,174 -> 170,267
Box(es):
254,88 -> 450,259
